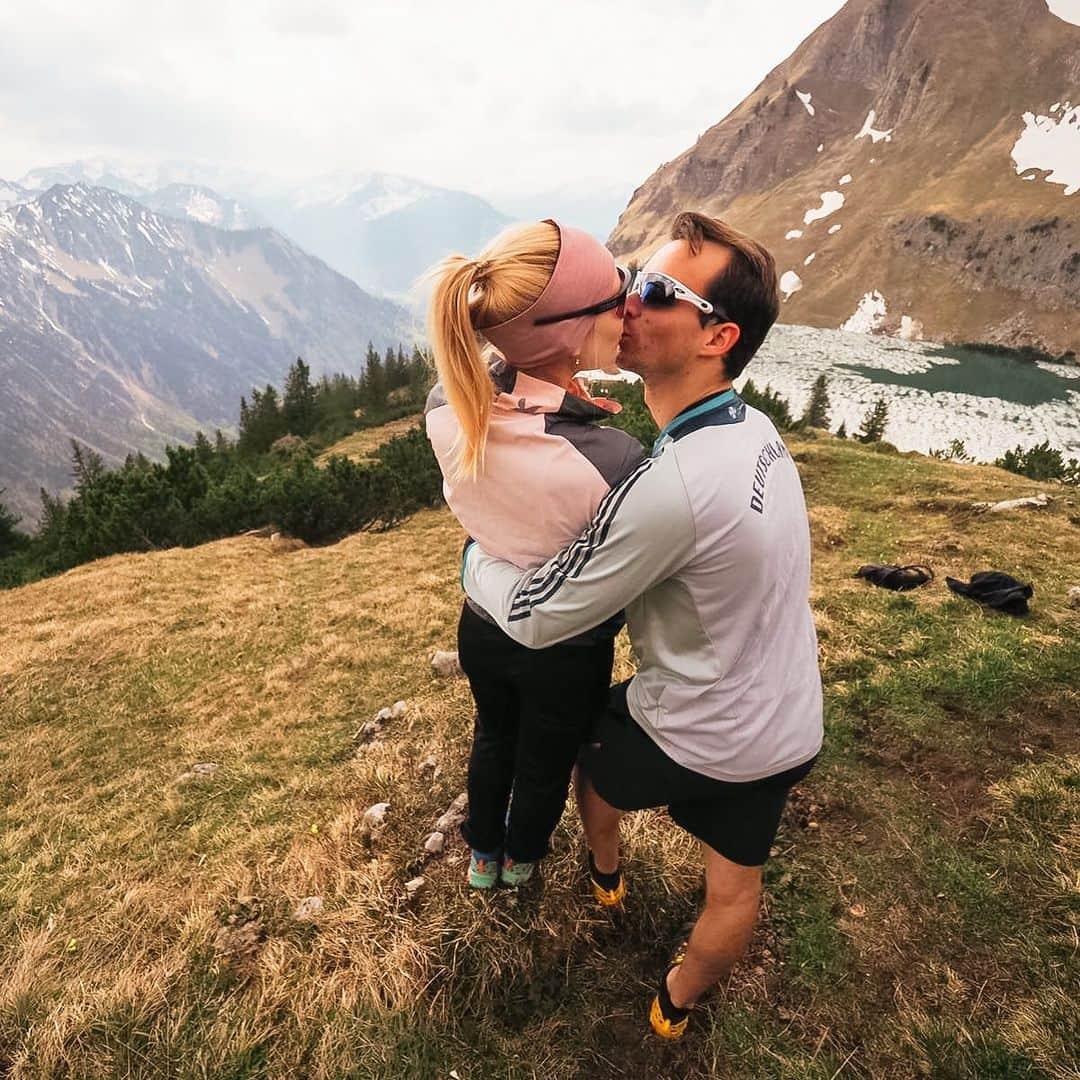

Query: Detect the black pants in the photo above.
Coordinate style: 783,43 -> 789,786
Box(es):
456,602 -> 615,862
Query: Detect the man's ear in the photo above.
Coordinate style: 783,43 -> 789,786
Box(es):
701,321 -> 740,358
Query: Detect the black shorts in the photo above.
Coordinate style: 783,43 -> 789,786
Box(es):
580,681 -> 816,867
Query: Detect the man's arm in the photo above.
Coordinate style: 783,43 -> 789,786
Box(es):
463,452 -> 696,648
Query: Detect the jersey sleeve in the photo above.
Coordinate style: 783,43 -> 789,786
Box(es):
462,452 -> 696,648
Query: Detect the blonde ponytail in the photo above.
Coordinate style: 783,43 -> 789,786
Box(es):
425,222 -> 560,480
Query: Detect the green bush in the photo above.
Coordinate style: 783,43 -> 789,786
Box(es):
996,441 -> 1080,484
740,379 -> 795,430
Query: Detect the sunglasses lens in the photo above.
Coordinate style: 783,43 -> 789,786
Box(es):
639,280 -> 676,307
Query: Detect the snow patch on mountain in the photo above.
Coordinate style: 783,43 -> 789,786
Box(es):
1010,102 -> 1080,195
828,224 -> 843,235
855,110 -> 893,143
804,252 -> 817,265
796,90 -> 815,116
839,174 -> 852,185
804,191 -> 845,224
291,172 -> 427,216
183,190 -> 228,226
786,229 -> 804,240
842,290 -> 888,333
1046,1 -> 1080,25
780,271 -> 804,300
899,315 -> 924,341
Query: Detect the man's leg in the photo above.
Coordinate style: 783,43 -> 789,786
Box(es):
666,843 -> 762,1009
574,769 -> 623,875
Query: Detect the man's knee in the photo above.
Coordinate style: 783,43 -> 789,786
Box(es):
702,845 -> 762,909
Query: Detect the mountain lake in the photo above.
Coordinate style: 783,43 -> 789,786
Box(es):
735,324 -> 1080,462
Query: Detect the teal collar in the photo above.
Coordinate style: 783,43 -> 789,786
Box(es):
652,389 -> 738,455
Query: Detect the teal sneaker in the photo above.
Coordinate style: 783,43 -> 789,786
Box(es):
499,858 -> 535,887
468,851 -> 500,889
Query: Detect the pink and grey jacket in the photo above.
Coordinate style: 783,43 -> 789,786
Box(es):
425,360 -> 644,637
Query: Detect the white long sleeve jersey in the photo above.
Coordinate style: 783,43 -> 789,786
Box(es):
462,390 -> 824,782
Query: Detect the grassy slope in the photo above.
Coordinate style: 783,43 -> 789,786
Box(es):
315,415 -> 424,464
1,427 -> 1077,1080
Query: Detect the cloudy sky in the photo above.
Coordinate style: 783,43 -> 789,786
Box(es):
2,0 -> 1078,206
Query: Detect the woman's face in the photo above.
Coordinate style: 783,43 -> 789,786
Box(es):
578,269 -> 626,374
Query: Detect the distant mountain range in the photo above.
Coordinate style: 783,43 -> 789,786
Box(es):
610,0 -> 1079,357
12,161 -> 513,300
0,182 -> 413,526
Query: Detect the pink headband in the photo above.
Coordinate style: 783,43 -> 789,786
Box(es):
480,220 -> 617,371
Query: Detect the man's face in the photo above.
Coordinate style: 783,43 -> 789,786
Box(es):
616,239 -> 732,379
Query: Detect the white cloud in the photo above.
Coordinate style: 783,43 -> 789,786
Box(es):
0,0 -> 847,203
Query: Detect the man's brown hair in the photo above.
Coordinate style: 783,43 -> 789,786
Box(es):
670,211 -> 780,379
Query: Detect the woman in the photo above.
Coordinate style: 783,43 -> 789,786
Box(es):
424,220 -> 643,888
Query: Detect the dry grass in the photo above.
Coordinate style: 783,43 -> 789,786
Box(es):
1,427 -> 1078,1078
316,415 -> 424,464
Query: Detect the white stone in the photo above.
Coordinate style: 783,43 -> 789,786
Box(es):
1067,586 -> 1080,608
362,802 -> 390,831
423,831 -> 446,854
192,762 -> 219,776
293,896 -> 324,920
404,876 -> 426,898
435,792 -> 469,834
431,650 -> 462,677
973,493 -> 1053,513
390,700 -> 408,719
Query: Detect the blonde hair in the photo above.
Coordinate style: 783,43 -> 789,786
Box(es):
425,221 -> 559,479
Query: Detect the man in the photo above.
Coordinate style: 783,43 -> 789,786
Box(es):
461,211 -> 823,1040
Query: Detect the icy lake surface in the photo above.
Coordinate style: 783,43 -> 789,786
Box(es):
735,324 -> 1080,461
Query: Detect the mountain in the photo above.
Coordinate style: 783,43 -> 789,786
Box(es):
609,0 -> 1080,356
253,172 -> 513,299
0,179 -> 33,211
140,184 -> 266,231
486,180 -> 636,241
18,162 -> 514,301
0,183 -> 414,526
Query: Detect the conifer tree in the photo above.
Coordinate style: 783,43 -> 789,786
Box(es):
0,488 -> 24,557
238,385 -> 287,456
362,343 -> 386,409
283,356 -> 316,436
857,397 -> 890,443
801,374 -> 831,429
835,420 -> 848,439
70,441 -> 106,494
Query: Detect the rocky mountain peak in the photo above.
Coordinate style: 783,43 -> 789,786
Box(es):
609,0 -> 1079,356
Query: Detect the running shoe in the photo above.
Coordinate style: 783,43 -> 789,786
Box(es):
588,851 -> 626,908
468,851 -> 500,889
499,858 -> 535,887
649,965 -> 691,1040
